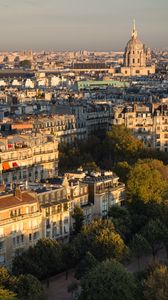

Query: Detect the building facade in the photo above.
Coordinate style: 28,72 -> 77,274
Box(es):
0,134 -> 59,184
0,171 -> 125,268
0,189 -> 42,268
83,171 -> 125,218
121,21 -> 155,76
112,100 -> 168,152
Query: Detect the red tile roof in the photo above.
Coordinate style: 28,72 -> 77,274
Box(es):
0,192 -> 37,210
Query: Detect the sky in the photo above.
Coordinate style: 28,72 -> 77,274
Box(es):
0,0 -> 167,51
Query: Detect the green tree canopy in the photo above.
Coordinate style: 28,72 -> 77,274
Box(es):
0,267 -> 15,290
0,287 -> 17,300
15,274 -> 43,300
130,234 -> 151,271
127,159 -> 168,203
144,264 -> 168,300
71,206 -> 84,235
141,220 -> 167,259
79,259 -> 138,300
75,252 -> 98,279
108,205 -> 132,241
19,60 -> 31,69
114,161 -> 131,182
106,125 -> 144,156
73,219 -> 127,262
12,238 -> 63,279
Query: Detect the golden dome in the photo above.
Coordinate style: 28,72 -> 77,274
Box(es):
126,37 -> 144,51
125,21 -> 144,51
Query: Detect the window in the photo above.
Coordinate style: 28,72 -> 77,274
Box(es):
102,199 -> 108,214
21,234 -> 24,243
33,232 -> 39,240
64,217 -> 69,224
0,241 -> 4,250
26,207 -> 29,214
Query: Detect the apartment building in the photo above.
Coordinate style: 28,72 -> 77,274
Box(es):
112,100 -> 168,152
0,169 -> 125,268
83,171 -> 125,218
33,115 -> 86,143
36,176 -> 90,242
0,188 -> 42,268
0,134 -> 58,184
84,103 -> 112,135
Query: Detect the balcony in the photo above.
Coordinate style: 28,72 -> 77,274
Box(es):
33,150 -> 54,155
96,183 -> 125,194
0,211 -> 41,226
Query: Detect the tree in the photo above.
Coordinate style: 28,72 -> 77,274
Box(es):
0,267 -> 15,290
114,161 -> 131,182
79,260 -> 138,300
71,206 -> 84,235
62,243 -> 76,280
13,238 -> 63,279
144,264 -> 168,300
105,125 -> 143,159
73,219 -> 127,262
0,287 -> 17,300
127,159 -> 168,203
19,60 -> 31,69
82,161 -> 99,172
75,252 -> 98,279
0,269 -> 17,299
130,234 -> 151,271
141,220 -> 166,260
127,200 -> 165,235
108,205 -> 132,241
15,274 -> 43,300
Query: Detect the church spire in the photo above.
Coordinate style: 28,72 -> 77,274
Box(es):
132,19 -> 137,39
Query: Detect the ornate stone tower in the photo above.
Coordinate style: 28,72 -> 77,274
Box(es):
124,20 -> 147,68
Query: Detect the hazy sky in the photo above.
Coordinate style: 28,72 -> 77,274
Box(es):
0,0 -> 167,51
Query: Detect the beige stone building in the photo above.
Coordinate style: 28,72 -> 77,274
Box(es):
36,176 -> 90,242
109,21 -> 155,76
0,189 -> 42,268
0,171 -> 125,268
121,22 -> 155,76
33,115 -> 86,143
112,100 -> 168,152
83,171 -> 125,218
0,134 -> 59,184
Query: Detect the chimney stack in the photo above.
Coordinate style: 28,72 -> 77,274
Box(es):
14,185 -> 22,201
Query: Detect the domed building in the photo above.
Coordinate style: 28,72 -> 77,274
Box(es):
124,21 -> 147,68
118,21 -> 155,76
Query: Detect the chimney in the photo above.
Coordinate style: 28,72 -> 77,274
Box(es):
14,186 -> 22,201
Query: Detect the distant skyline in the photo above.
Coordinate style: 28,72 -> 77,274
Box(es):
0,0 -> 167,51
